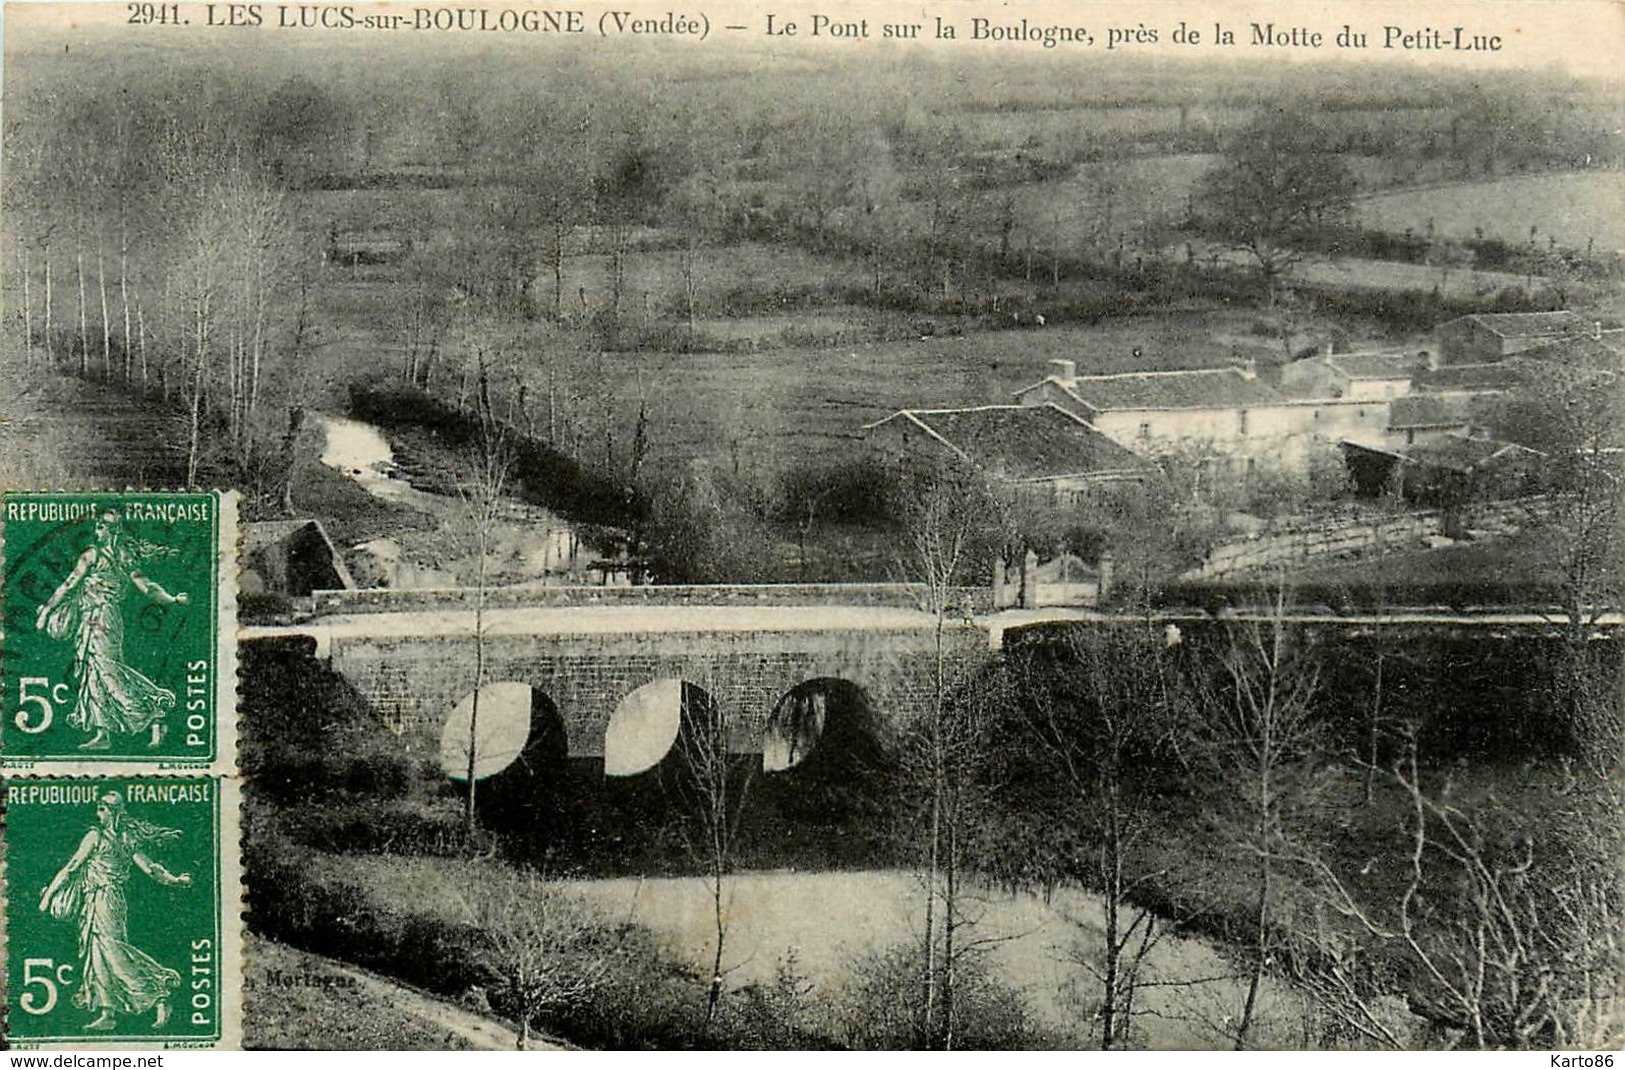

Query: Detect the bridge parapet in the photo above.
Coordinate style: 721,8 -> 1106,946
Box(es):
309,583 -> 993,617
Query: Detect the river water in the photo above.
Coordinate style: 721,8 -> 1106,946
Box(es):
315,412 -> 596,581
565,868 -> 1305,1048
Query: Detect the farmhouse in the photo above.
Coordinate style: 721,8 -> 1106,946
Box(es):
1013,360 -> 1390,469
243,519 -> 355,597
1514,332 -> 1625,370
1434,310 -> 1588,365
863,403 -> 1146,505
1386,393 -> 1476,447
1412,362 -> 1522,393
1281,349 -> 1424,400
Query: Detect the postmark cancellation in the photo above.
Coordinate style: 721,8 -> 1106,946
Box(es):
2,491 -> 239,773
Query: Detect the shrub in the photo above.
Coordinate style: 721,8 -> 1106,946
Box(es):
275,798 -> 469,856
240,639 -> 425,806
712,951 -> 825,1049
829,941 -> 1058,1050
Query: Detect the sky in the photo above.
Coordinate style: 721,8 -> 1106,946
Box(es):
2,0 -> 1622,84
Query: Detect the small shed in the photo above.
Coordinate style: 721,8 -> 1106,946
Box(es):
243,519 -> 355,596
1341,436 -> 1544,506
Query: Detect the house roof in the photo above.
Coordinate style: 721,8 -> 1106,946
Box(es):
1444,310 -> 1584,340
1405,435 -> 1542,473
867,404 -> 1146,481
1388,394 -> 1473,430
1342,434 -> 1540,472
1018,367 -> 1281,411
1412,362 -> 1521,393
1326,351 -> 1421,381
1514,334 -> 1625,369
244,519 -> 323,551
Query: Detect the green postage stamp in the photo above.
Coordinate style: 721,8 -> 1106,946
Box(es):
2,775 -> 243,1047
2,492 -> 238,771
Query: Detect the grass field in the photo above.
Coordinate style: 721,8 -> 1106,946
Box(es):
315,243 -> 1385,479
245,936 -> 488,1050
1355,170 -> 1625,256
555,241 -> 870,314
0,358 -> 199,489
534,311 -> 1311,476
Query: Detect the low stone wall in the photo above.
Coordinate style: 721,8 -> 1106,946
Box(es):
1185,497 -> 1543,582
310,583 -> 993,616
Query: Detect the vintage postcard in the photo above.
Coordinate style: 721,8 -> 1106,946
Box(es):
2,0 -> 1621,1053
2,775 -> 244,1048
2,491 -> 240,772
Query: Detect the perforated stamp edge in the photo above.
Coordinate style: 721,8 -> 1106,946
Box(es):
0,773 -> 243,1051
0,490 -> 240,777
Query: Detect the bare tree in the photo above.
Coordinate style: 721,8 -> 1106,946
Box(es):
1483,363 -> 1624,772
163,170 -> 297,486
453,427 -> 512,843
1193,582 -> 1325,1049
456,862 -> 616,1049
1292,738 -> 1623,1049
1196,106 -> 1356,307
674,681 -> 755,1030
890,469 -> 1006,1049
1002,619 -> 1191,1048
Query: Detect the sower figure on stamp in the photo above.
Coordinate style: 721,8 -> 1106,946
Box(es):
34,509 -> 189,750
38,791 -> 193,1032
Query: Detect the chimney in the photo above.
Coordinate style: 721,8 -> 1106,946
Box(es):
1323,341 -> 1334,358
1596,320 -> 1604,342
1097,551 -> 1115,603
1048,359 -> 1077,388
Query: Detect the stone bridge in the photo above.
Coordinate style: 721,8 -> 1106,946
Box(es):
244,583 -> 1618,777
246,584 -> 990,774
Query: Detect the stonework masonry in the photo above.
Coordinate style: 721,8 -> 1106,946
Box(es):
323,623 -> 983,760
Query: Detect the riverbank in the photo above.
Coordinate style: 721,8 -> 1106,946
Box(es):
314,408 -> 604,586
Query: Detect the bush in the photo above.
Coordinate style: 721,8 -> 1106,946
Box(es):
240,638 -> 426,806
775,458 -> 902,530
248,823 -> 711,1047
829,941 -> 1059,1050
714,951 -> 834,1049
275,798 -> 469,856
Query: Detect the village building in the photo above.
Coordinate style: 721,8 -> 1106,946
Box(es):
863,403 -> 1147,506
1434,310 -> 1590,365
1411,361 -> 1523,394
1514,332 -> 1625,370
1013,359 -> 1390,470
1386,394 -> 1477,447
871,313 -> 1607,503
243,519 -> 356,597
1281,349 -> 1425,400
1341,434 -> 1545,507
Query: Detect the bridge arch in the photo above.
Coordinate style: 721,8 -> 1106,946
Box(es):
441,681 -> 571,834
763,677 -> 883,773
440,680 -> 543,782
757,677 -> 891,837
604,677 -> 721,777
